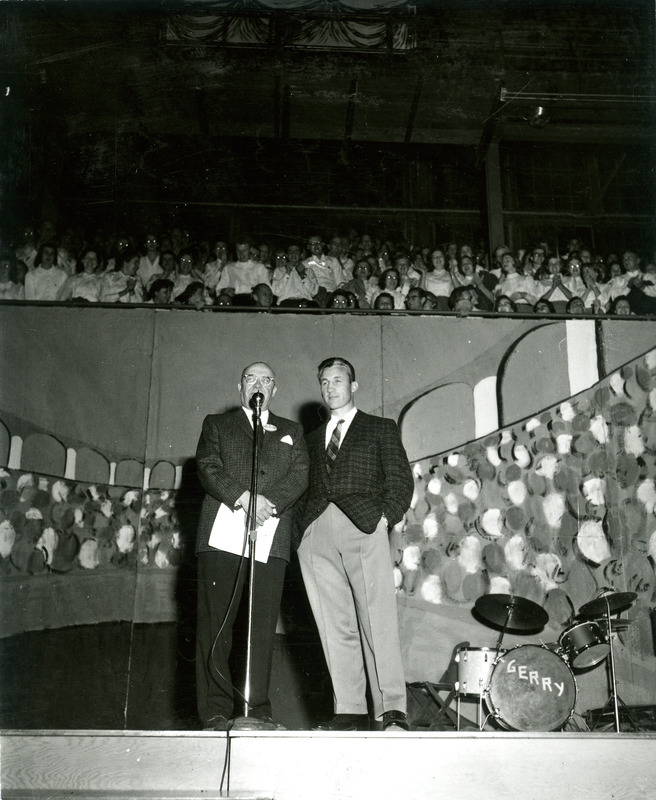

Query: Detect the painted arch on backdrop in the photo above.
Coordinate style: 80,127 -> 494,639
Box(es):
399,382 -> 474,463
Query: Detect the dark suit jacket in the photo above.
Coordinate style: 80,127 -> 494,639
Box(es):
300,410 -> 413,535
195,409 -> 309,561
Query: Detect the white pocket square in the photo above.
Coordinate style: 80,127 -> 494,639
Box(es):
280,435 -> 294,445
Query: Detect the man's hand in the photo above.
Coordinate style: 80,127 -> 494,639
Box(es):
238,491 -> 277,526
254,494 -> 277,526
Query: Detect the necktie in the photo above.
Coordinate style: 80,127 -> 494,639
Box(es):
326,419 -> 344,475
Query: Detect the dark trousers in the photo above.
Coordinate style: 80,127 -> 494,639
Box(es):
196,549 -> 287,726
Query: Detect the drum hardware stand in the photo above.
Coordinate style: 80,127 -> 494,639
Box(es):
455,686 -> 487,731
577,590 -> 638,733
590,597 -> 636,733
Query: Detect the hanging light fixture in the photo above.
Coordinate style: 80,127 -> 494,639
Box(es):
527,105 -> 550,128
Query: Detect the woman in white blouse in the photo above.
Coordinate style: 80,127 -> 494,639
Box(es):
494,252 -> 538,311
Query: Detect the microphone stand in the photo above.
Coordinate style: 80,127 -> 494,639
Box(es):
243,394 -> 262,718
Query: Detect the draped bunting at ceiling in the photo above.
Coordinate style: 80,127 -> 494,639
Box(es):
167,0 -> 416,50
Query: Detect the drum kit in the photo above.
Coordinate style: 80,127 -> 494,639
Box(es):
452,589 -> 637,732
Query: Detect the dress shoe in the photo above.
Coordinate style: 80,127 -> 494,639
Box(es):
312,714 -> 369,731
232,715 -> 287,731
382,710 -> 409,731
203,715 -> 231,731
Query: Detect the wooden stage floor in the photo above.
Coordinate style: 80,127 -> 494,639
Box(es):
2,729 -> 656,800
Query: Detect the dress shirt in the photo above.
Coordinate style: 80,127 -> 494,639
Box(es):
324,406 -> 358,448
272,266 -> 318,302
303,255 -> 344,292
241,407 -> 270,429
24,266 -> 68,301
100,271 -> 144,303
0,281 -> 24,300
219,260 -> 271,294
137,255 -> 162,289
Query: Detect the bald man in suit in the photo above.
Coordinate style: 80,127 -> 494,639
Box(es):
298,357 -> 414,732
195,361 -> 309,731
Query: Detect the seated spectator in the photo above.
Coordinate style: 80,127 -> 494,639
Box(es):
371,268 -> 406,309
580,263 -> 604,313
536,256 -> 574,313
170,226 -> 190,256
608,295 -> 633,315
394,252 -> 421,294
523,245 -> 547,278
0,251 -> 25,300
15,225 -> 38,271
176,281 -> 206,309
56,247 -> 105,302
494,252 -> 537,310
24,242 -> 68,301
452,254 -> 496,311
258,243 -> 273,274
563,253 -> 586,297
598,258 -> 626,308
449,285 -> 475,314
171,248 -> 201,300
304,234 -> 344,298
157,250 -> 178,284
342,259 -> 376,308
251,283 -> 275,309
203,240 -> 229,297
337,237 -> 355,280
411,248 -> 426,273
106,234 -> 133,272
494,295 -> 518,314
100,250 -> 143,303
418,248 -> 453,311
344,290 -> 359,309
490,244 -> 511,279
579,247 -> 593,265
57,228 -> 78,275
422,290 -> 438,311
565,296 -> 586,315
272,243 -> 318,303
377,241 -> 393,273
215,290 -> 234,308
220,240 -> 271,295
147,278 -> 174,305
405,286 -> 425,311
137,232 -> 162,289
445,241 -> 459,272
534,298 -> 556,314
326,289 -> 351,309
373,292 -> 395,311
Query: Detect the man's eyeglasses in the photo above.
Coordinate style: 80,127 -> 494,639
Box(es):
242,374 -> 274,386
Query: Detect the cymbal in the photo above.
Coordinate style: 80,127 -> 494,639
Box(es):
578,592 -> 637,617
474,593 -> 549,632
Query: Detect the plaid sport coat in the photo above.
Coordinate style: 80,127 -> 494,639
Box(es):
195,409 -> 309,561
300,410 -> 413,535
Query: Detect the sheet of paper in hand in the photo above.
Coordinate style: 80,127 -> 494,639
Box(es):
208,503 -> 278,563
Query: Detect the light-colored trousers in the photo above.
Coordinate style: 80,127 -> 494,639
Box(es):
298,503 -> 406,719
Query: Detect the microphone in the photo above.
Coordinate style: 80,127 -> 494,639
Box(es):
250,392 -> 264,417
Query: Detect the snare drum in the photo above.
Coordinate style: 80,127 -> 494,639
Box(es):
559,621 -> 609,669
455,647 -> 500,696
485,644 -> 576,731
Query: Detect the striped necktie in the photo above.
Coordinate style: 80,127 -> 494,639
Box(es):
326,419 -> 345,474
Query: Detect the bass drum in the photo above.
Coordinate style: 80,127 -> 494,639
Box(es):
485,644 -> 576,731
